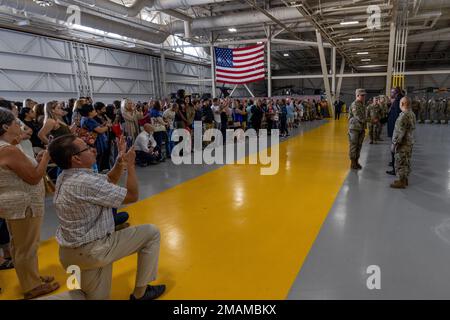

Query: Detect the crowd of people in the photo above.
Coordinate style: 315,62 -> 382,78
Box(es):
0,93 -> 329,300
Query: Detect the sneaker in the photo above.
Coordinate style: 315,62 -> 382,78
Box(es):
130,284 -> 166,300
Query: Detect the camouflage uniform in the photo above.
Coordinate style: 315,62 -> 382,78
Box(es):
438,99 -> 446,124
429,98 -> 438,123
377,97 -> 388,140
392,110 -> 416,181
418,98 -> 427,123
366,101 -> 382,143
348,99 -> 366,161
411,99 -> 420,119
304,102 -> 311,121
445,99 -> 450,124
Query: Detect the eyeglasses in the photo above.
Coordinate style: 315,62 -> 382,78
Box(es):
72,145 -> 94,156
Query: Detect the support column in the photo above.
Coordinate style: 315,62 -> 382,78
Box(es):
160,48 -> 167,99
210,34 -> 216,98
267,26 -> 272,98
331,47 -> 336,103
316,30 -> 333,118
386,21 -> 396,95
336,58 -> 345,100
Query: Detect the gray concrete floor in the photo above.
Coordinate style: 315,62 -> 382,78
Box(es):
41,120 -> 326,240
288,123 -> 450,299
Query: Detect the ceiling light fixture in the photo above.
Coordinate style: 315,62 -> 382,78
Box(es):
33,0 -> 54,6
283,53 -> 289,57
361,58 -> 371,62
15,19 -> 30,26
340,21 -> 359,25
356,52 -> 369,55
228,28 -> 237,32
358,64 -> 387,68
257,41 -> 263,44
349,38 -> 364,41
289,1 -> 302,7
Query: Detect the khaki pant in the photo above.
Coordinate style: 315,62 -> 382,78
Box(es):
59,224 -> 160,300
6,208 -> 43,293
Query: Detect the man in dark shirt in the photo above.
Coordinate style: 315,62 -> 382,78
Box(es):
334,99 -> 344,120
386,87 -> 403,175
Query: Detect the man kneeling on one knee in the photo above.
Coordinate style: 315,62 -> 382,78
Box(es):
48,134 -> 166,300
134,124 -> 161,166
390,96 -> 416,189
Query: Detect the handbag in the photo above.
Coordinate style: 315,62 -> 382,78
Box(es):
151,117 -> 166,132
111,123 -> 122,138
43,174 -> 55,194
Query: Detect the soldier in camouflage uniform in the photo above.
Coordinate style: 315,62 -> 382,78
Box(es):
366,96 -> 382,144
390,96 -> 416,189
377,95 -> 388,141
438,99 -> 446,124
445,99 -> 450,124
348,88 -> 367,169
429,98 -> 438,124
418,97 -> 427,123
411,97 -> 420,120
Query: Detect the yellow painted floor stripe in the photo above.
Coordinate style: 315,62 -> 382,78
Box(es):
0,118 -> 350,300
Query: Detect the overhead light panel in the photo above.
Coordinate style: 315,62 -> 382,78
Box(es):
356,52 -> 369,55
15,19 -> 30,26
349,38 -> 364,42
228,28 -> 237,32
361,58 -> 371,62
340,21 -> 359,25
358,64 -> 387,68
289,1 -> 302,7
283,53 -> 289,57
257,41 -> 263,44
33,0 -> 54,6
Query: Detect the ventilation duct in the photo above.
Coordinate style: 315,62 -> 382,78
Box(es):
70,0 -> 233,16
0,0 -> 169,43
69,0 -> 155,17
169,6 -> 304,34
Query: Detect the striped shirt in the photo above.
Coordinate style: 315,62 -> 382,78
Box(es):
54,168 -> 127,248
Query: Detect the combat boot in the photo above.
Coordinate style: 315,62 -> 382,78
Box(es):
405,178 -> 409,186
356,160 -> 362,169
390,178 -> 407,189
350,159 -> 359,170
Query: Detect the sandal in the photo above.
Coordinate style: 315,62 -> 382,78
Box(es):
24,282 -> 60,300
40,276 -> 55,283
0,258 -> 14,270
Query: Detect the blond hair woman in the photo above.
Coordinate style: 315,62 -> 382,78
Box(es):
121,98 -> 143,142
38,101 -> 75,146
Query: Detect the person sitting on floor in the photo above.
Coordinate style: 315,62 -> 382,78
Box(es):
134,124 -> 160,167
48,134 -> 165,300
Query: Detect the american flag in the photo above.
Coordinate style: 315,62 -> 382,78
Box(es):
214,45 -> 265,84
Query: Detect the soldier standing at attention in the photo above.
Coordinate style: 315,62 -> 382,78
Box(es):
348,88 -> 367,170
418,97 -> 426,123
366,96 -> 382,144
390,96 -> 416,189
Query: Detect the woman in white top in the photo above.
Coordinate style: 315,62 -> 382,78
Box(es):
0,107 -> 60,299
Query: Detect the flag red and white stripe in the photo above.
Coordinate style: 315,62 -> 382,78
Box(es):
214,45 -> 265,84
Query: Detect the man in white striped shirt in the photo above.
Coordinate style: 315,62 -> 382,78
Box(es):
49,134 -> 165,300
